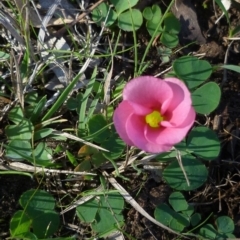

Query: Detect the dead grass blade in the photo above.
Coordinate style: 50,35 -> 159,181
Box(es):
51,131 -> 109,152
0,8 -> 25,46
0,161 -> 96,176
10,50 -> 24,109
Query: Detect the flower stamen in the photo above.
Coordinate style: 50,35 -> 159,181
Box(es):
145,110 -> 164,128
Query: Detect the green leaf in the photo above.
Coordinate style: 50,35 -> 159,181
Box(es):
5,118 -> 33,140
75,160 -> 91,172
79,67 -> 97,130
168,192 -> 188,212
87,114 -> 111,143
29,95 -> 47,123
33,142 -> 53,166
0,51 -> 10,60
181,205 -> 194,218
42,71 -> 85,121
110,0 -> 138,14
34,128 -> 53,141
91,208 -> 124,234
8,106 -> 24,124
144,5 -> 162,36
101,133 -> 125,160
192,82 -> 221,114
76,198 -> 99,223
230,25 -> 240,37
20,49 -> 29,82
25,91 -> 39,105
100,192 -> 124,214
118,9 -> 143,31
199,224 -> 217,239
149,5 -> 162,23
154,203 -> 174,226
143,7 -> 153,20
216,216 -> 234,234
12,190 -> 60,239
187,126 -> 220,160
163,13 -> 180,34
154,203 -> 189,232
146,20 -> 162,37
91,2 -> 117,27
173,56 -> 212,89
20,189 -> 56,214
66,93 -> 82,111
220,64 -> 240,73
91,152 -> 108,168
66,150 -> 78,166
163,155 -> 208,190
10,210 -> 32,237
5,140 -> 32,160
190,213 -> 201,227
32,210 -> 60,238
160,32 -> 179,48
21,232 -> 37,239
169,213 -> 189,232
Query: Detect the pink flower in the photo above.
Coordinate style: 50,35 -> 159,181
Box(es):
113,76 -> 196,153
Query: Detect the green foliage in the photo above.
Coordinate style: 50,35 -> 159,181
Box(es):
91,0 -> 142,31
110,0 -> 138,14
163,155 -> 208,191
143,5 -> 162,37
173,56 -> 212,89
76,192 -> 124,236
157,46 -> 172,64
160,13 -> 180,48
0,51 -> 10,60
190,213 -> 201,227
101,132 -> 125,160
5,118 -> 33,140
168,192 -> 188,212
92,2 -> 117,27
154,193 -> 195,232
192,82 -> 221,114
220,64 -> 240,73
186,127 -> 220,160
154,193 -> 235,236
4,0 -> 239,239
10,190 -> 60,239
118,9 -> 143,31
143,5 -> 180,48
5,140 -> 32,160
87,114 -> 111,143
199,216 -> 235,239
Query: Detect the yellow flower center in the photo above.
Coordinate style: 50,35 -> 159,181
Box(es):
145,110 -> 164,128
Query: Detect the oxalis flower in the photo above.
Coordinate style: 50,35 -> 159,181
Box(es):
113,76 -> 196,153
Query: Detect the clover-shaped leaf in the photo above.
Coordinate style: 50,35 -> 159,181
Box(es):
110,0 -> 138,14
173,56 -> 212,89
163,155 -> 208,190
192,82 -> 221,114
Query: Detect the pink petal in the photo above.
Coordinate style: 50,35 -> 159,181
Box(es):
127,101 -> 151,115
113,101 -> 134,146
146,107 -> 195,146
125,114 -> 172,153
164,77 -> 192,110
163,78 -> 195,126
123,76 -> 173,111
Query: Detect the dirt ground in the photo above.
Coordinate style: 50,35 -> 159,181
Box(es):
1,0 -> 240,239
